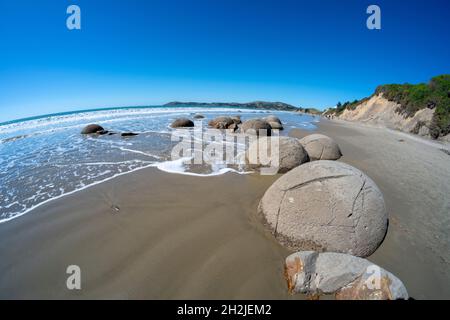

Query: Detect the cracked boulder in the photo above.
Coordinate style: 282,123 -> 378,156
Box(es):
258,161 -> 387,257
246,136 -> 309,173
284,251 -> 408,300
240,119 -> 272,136
299,134 -> 342,161
208,116 -> 238,129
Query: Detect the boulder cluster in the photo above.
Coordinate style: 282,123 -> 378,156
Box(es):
80,124 -> 139,137
246,125 -> 408,299
83,114 -> 408,299
170,114 -> 285,135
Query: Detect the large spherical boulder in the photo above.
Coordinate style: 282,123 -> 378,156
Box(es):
299,134 -> 342,161
81,124 -> 105,134
171,118 -> 194,128
258,161 -> 387,257
268,121 -> 283,130
285,251 -> 408,300
265,115 -> 282,124
264,116 -> 284,130
208,116 -> 234,129
246,136 -> 309,173
230,116 -> 242,124
241,119 -> 272,136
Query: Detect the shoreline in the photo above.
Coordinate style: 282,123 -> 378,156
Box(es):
0,118 -> 449,299
328,117 -> 450,151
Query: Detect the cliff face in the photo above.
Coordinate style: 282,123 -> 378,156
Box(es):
337,94 -> 449,141
330,75 -> 450,142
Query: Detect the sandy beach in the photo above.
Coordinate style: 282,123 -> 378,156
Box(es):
0,119 -> 449,299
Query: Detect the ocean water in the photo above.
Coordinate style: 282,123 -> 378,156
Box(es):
0,106 -> 317,223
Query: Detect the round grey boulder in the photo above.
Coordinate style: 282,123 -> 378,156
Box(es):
171,118 -> 194,128
241,119 -> 272,136
81,124 -> 105,134
285,251 -> 408,300
299,134 -> 342,161
268,121 -> 283,130
258,161 -> 387,257
231,116 -> 242,124
246,136 -> 309,173
208,116 -> 234,129
265,115 -> 282,124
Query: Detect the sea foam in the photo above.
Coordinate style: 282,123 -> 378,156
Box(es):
0,106 -> 316,223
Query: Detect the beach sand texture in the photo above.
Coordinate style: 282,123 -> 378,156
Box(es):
0,119 -> 449,299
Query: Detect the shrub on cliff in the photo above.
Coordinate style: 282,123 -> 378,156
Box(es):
375,75 -> 450,138
332,75 -> 449,139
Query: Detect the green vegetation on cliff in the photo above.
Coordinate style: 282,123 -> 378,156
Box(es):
333,98 -> 370,115
331,75 -> 450,139
376,75 -> 450,138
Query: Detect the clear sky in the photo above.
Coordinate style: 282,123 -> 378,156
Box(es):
0,0 -> 449,122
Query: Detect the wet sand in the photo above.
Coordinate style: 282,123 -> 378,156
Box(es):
0,168 -> 297,299
0,119 -> 449,299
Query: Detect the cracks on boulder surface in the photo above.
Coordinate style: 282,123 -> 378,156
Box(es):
281,175 -> 350,192
350,178 -> 366,250
350,179 -> 366,219
318,144 -> 325,160
274,192 -> 288,236
302,252 -> 320,294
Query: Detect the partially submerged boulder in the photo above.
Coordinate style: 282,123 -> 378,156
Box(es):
241,119 -> 272,136
171,118 -> 194,128
121,132 -> 138,137
285,251 -> 408,300
246,136 -> 309,173
81,124 -> 105,134
268,121 -> 283,130
264,116 -> 284,130
258,161 -> 387,257
208,116 -> 235,129
265,115 -> 282,124
231,116 -> 242,125
193,114 -> 205,119
299,134 -> 342,161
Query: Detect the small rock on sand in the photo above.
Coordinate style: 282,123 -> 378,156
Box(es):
285,251 -> 408,300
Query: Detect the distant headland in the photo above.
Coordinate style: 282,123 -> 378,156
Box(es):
164,101 -> 299,112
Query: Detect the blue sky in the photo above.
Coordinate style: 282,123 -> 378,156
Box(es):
0,0 -> 449,122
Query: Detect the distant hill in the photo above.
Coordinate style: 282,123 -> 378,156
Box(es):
326,75 -> 450,141
164,101 -> 299,112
